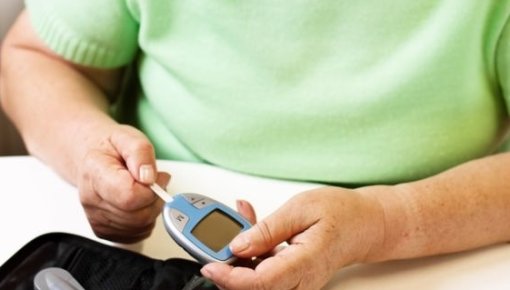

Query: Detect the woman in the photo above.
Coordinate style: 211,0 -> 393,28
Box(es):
1,1 -> 510,289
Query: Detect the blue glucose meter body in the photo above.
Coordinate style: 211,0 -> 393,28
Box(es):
162,193 -> 252,264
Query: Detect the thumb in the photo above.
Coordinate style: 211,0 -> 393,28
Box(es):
229,198 -> 314,258
110,126 -> 157,184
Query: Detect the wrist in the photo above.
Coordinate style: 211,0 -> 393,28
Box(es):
350,186 -> 389,264
355,184 -> 420,263
321,186 -> 387,268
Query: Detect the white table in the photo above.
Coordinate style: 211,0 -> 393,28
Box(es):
1,156 -> 510,289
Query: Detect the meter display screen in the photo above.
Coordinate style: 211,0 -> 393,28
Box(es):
191,209 -> 243,252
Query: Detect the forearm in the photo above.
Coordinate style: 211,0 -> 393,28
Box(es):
0,15 -> 118,184
360,152 -> 510,263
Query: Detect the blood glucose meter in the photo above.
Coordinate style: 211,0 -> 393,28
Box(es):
151,184 -> 252,264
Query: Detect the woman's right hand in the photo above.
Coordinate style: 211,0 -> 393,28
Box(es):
77,124 -> 170,243
1,10 -> 167,244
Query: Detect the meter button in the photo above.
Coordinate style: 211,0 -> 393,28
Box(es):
192,198 -> 216,209
169,208 -> 189,231
182,193 -> 205,204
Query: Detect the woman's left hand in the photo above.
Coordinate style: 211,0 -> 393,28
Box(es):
201,186 -> 385,290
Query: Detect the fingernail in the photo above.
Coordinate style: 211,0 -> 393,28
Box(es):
139,164 -> 155,183
236,200 -> 246,210
230,235 -> 250,253
200,265 -> 213,279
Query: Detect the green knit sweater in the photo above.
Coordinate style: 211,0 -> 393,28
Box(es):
25,0 -> 510,184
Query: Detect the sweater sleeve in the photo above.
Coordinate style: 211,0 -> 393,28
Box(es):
24,0 -> 139,68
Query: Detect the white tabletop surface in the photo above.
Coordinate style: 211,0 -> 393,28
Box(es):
1,156 -> 510,289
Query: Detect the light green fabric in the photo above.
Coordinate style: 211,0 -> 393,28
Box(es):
25,0 -> 510,184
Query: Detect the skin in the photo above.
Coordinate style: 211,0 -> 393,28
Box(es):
203,155 -> 510,289
2,10 -> 510,290
1,11 -> 167,243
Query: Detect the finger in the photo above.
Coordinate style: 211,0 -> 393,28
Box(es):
204,234 -> 333,290
83,198 -> 162,243
83,194 -> 162,241
229,196 -> 319,258
94,173 -> 169,228
89,216 -> 157,243
86,197 -> 163,227
103,170 -> 169,212
78,148 -> 165,244
236,200 -> 257,225
109,125 -> 157,184
81,149 -> 159,211
156,171 -> 171,189
202,248 -> 306,290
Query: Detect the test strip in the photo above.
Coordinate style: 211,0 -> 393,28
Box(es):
150,184 -> 174,203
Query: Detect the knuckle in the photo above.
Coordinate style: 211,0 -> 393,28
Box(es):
88,219 -> 112,240
127,138 -> 154,154
115,183 -> 158,212
92,229 -> 112,241
130,209 -> 159,228
255,220 -> 274,249
78,180 -> 102,206
130,222 -> 156,238
115,194 -> 139,211
129,138 -> 154,156
112,183 -> 139,211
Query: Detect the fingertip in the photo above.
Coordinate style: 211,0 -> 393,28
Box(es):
201,262 -> 257,290
109,127 -> 157,183
236,199 -> 257,224
200,265 -> 214,280
157,171 -> 172,188
230,234 -> 251,254
201,263 -> 231,281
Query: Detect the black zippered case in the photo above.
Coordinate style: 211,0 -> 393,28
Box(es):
0,232 -> 217,290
